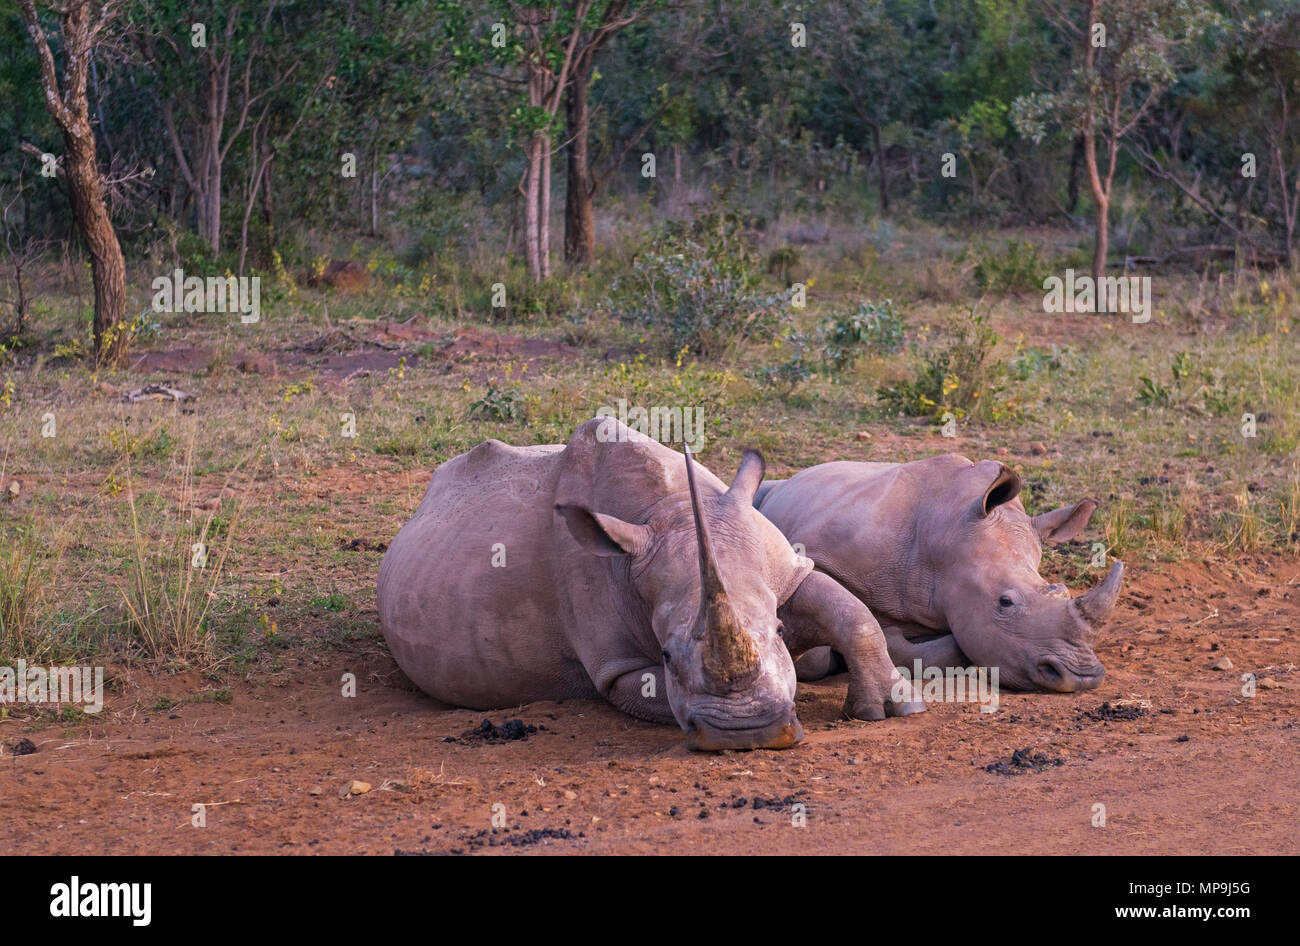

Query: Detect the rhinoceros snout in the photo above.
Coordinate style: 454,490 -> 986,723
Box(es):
1032,656 -> 1105,693
685,709 -> 805,751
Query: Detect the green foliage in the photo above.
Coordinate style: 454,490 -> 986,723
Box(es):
469,384 -> 528,422
879,307 -> 1009,420
822,299 -> 907,371
613,209 -> 792,358
972,240 -> 1049,294
1009,343 -> 1081,380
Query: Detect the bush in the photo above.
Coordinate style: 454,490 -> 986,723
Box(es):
972,239 -> 1049,295
822,299 -> 906,371
613,210 -> 792,358
879,307 -> 1008,420
469,384 -> 529,422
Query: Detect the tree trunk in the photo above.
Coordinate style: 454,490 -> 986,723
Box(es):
20,0 -> 128,366
1067,133 -> 1084,213
260,135 -> 275,238
540,132 -> 552,278
525,132 -> 543,279
65,131 -> 128,364
1092,195 -> 1109,282
564,73 -> 595,266
871,120 -> 889,214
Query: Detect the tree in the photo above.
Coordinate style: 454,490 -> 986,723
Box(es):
133,1 -> 292,256
19,0 -> 128,365
559,0 -> 645,266
1014,0 -> 1215,281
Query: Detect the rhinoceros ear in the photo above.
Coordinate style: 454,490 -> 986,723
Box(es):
977,461 -> 1022,517
555,504 -> 652,558
1032,499 -> 1098,543
726,449 -> 766,505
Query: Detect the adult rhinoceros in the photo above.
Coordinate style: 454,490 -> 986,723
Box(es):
378,418 -> 920,752
755,455 -> 1124,693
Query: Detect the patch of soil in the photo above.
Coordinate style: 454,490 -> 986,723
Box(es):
317,350 -> 414,377
129,347 -> 212,373
423,327 -> 580,383
984,747 -> 1065,776
2,546 -> 1297,855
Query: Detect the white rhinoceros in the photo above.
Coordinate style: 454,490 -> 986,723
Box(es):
755,455 -> 1124,692
377,418 -> 922,752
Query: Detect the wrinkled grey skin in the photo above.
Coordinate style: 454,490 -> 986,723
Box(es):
378,418 -> 919,751
755,455 -> 1124,693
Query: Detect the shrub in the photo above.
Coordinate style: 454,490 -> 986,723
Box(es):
822,299 -> 906,371
879,307 -> 1007,419
613,210 -> 792,358
469,385 -> 528,422
972,239 -> 1049,295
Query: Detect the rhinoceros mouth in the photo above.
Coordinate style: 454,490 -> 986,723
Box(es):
685,711 -> 804,751
1031,657 -> 1105,693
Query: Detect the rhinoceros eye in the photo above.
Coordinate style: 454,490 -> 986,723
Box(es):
775,621 -> 786,640
998,594 -> 1015,609
661,648 -> 672,664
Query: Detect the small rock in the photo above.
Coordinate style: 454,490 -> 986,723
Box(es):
855,431 -> 872,441
1210,656 -> 1234,671
12,738 -> 37,755
3,481 -> 18,502
1258,677 -> 1283,689
309,785 -> 323,796
563,790 -> 577,800
340,779 -> 371,798
196,497 -> 222,513
995,447 -> 1009,456
1029,441 -> 1047,455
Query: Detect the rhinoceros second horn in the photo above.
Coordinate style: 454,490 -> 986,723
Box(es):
1071,561 -> 1124,634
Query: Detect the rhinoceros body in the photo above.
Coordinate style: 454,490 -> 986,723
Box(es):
378,418 -> 838,750
755,455 -> 1123,692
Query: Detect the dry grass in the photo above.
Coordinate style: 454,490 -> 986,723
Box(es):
117,428 -> 255,668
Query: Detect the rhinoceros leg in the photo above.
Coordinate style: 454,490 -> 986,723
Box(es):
602,665 -> 676,725
793,647 -> 838,681
780,571 -> 925,721
880,624 -> 970,673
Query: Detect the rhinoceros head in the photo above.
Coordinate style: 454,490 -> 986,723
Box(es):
927,460 -> 1123,692
557,448 -> 808,751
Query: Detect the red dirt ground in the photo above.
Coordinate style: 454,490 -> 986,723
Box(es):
3,552 -> 1296,855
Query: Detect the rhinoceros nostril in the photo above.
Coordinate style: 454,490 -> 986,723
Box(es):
1036,659 -> 1064,685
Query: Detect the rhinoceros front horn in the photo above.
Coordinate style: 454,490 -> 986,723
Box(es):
1071,561 -> 1125,632
684,445 -> 759,688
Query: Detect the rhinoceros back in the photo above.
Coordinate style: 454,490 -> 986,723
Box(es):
377,439 -> 586,708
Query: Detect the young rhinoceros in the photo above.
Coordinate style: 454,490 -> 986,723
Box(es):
378,419 -> 919,752
755,455 -> 1124,693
